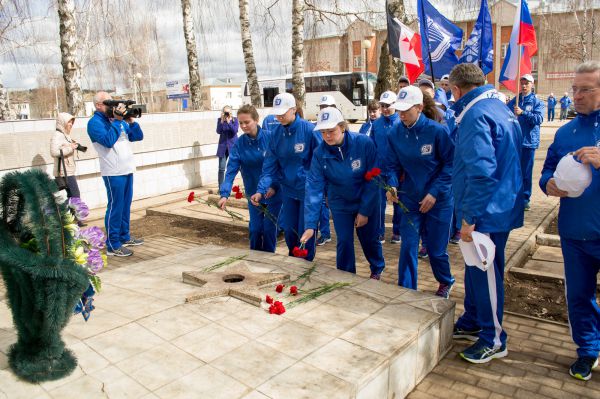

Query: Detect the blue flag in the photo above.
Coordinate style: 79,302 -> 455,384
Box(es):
417,0 -> 463,79
458,0 -> 493,74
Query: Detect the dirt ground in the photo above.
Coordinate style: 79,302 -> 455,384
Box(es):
505,275 -> 568,323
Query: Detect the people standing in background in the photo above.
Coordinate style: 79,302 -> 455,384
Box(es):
359,100 -> 381,137
397,76 -> 410,92
560,92 -> 572,121
547,92 -> 557,122
51,112 -> 81,199
216,105 -> 239,189
439,74 -> 453,103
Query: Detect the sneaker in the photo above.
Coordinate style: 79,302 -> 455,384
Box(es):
122,237 -> 144,247
453,326 -> 481,341
435,283 -> 453,299
378,235 -> 385,244
107,246 -> 133,257
316,236 -> 332,246
418,247 -> 428,259
569,357 -> 599,381
390,234 -> 401,244
459,340 -> 508,364
449,232 -> 461,245
524,202 -> 531,211
370,273 -> 381,280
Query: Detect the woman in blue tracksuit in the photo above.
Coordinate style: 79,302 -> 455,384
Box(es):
300,107 -> 384,277
251,93 -> 321,261
218,105 -> 282,253
385,86 -> 455,298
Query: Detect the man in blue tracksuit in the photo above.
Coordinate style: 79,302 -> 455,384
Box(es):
359,100 -> 381,137
87,92 -> 144,257
251,93 -> 321,261
219,105 -> 282,253
385,86 -> 455,297
507,74 -> 544,211
371,90 -> 402,244
560,92 -> 572,121
301,107 -> 384,277
547,93 -> 557,121
449,64 -> 524,363
539,61 -> 600,381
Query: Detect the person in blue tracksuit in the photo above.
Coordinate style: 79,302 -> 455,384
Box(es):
560,92 -> 572,121
371,90 -> 402,244
301,107 -> 384,278
262,113 -> 280,131
449,64 -> 524,364
547,93 -> 557,121
218,105 -> 282,253
251,93 -> 321,261
385,86 -> 455,297
358,100 -> 381,137
87,92 -> 144,257
507,74 -> 544,210
539,61 -> 600,381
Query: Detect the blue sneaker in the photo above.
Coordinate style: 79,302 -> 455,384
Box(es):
435,283 -> 453,299
459,340 -> 507,364
316,236 -> 331,246
107,246 -> 133,257
453,326 -> 481,341
122,237 -> 144,247
390,234 -> 401,244
569,357 -> 599,381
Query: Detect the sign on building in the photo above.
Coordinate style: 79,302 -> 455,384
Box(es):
166,80 -> 190,99
546,72 -> 576,80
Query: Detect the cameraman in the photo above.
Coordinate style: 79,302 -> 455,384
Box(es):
50,112 -> 81,198
87,91 -> 144,257
216,105 -> 239,188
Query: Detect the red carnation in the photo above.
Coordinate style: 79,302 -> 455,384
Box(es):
269,301 -> 286,315
371,167 -> 381,177
364,171 -> 374,181
232,185 -> 240,193
187,192 -> 195,202
275,284 -> 285,293
292,246 -> 308,258
265,295 -> 274,304
290,286 -> 298,295
235,192 -> 244,200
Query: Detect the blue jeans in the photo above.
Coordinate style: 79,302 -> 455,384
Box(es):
548,107 -> 555,121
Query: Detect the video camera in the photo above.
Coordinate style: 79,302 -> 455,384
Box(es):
103,99 -> 143,119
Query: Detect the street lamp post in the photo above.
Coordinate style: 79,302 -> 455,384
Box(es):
361,39 -> 372,121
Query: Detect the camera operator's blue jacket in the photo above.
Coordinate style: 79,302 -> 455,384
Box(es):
451,84 -> 524,232
256,114 -> 321,200
385,113 -> 454,204
87,111 -> 143,176
304,132 -> 378,229
371,113 -> 400,176
219,127 -> 281,204
507,92 -> 544,149
539,109 -> 600,240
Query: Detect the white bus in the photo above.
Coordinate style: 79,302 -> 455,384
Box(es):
242,71 -> 377,122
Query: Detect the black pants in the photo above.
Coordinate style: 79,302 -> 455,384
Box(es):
56,176 -> 81,198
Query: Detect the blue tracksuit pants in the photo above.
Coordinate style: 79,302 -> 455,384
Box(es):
282,196 -> 316,261
561,238 -> 600,359
248,200 -> 282,253
397,198 -> 454,288
548,107 -> 555,122
319,200 -> 331,238
378,188 -> 401,237
102,174 -> 134,251
455,232 -> 510,349
521,147 -> 536,205
331,211 -> 385,275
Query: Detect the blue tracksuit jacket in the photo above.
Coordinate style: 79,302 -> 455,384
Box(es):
507,92 -> 544,149
370,113 -> 400,176
539,109 -> 600,240
358,119 -> 375,136
560,96 -> 572,109
256,115 -> 321,200
452,85 -> 524,232
304,132 -> 379,229
547,96 -> 557,109
385,113 -> 454,204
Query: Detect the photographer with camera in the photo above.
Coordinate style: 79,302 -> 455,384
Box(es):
87,91 -> 144,257
51,112 -> 85,198
216,105 -> 239,189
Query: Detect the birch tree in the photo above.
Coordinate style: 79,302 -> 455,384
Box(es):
291,0 -> 306,106
181,0 -> 203,110
0,75 -> 10,120
58,0 -> 84,116
239,0 -> 261,107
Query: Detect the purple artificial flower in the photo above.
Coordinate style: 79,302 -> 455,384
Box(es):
68,197 -> 90,221
77,226 -> 106,249
86,248 -> 104,273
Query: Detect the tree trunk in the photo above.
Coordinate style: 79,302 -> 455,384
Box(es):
57,0 -> 84,116
239,0 -> 261,107
291,0 -> 306,107
181,0 -> 203,110
0,74 -> 10,120
375,0 -> 407,97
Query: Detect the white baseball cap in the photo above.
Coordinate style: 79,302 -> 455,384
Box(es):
440,74 -> 450,82
459,232 -> 496,272
393,86 -> 423,111
379,91 -> 397,105
521,74 -> 534,83
553,154 -> 592,198
272,92 -> 296,116
314,107 -> 344,131
319,94 -> 336,106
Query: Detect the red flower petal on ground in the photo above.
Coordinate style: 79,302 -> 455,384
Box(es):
265,295 -> 274,304
234,192 -> 244,199
364,171 -> 373,181
275,284 -> 285,293
187,192 -> 195,202
371,167 -> 381,177
232,185 -> 240,193
290,286 -> 298,295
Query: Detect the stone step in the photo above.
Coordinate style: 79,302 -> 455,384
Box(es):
531,245 -> 564,263
536,233 -> 561,247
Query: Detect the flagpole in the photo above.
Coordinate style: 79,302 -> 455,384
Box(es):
516,0 -> 522,104
419,0 -> 436,84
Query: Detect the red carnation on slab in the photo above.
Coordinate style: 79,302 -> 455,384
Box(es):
234,192 -> 244,200
269,301 -> 286,315
232,186 -> 240,193
187,192 -> 195,202
275,284 -> 285,293
290,286 -> 298,296
265,295 -> 274,304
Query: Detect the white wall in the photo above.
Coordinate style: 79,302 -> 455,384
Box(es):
210,87 -> 242,111
0,109 -> 271,209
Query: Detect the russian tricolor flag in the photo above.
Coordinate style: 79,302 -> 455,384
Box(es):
499,0 -> 538,93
